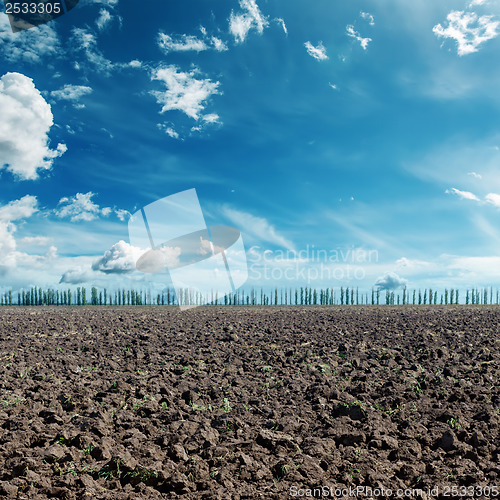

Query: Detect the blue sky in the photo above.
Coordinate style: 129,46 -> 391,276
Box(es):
1,0 -> 500,296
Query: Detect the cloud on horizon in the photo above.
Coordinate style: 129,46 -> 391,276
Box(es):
374,272 -> 408,291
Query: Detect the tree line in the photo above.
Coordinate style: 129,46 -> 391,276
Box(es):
0,286 -> 499,306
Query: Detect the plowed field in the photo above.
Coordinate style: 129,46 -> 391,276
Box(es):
0,306 -> 498,499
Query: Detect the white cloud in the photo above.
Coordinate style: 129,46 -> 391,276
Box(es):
0,73 -> 67,180
202,113 -> 220,123
485,192 -> 500,207
445,187 -> 480,201
445,255 -> 500,281
469,0 -> 487,6
0,15 -> 61,63
433,10 -> 499,56
229,0 -> 269,43
304,41 -> 328,61
92,240 -> 145,274
159,125 -> 180,139
96,9 -> 112,30
346,25 -> 372,50
221,206 -> 294,250
59,267 -> 93,284
129,60 -> 142,68
329,83 -> 339,90
0,195 -> 38,223
85,0 -> 118,5
275,18 -> 288,35
51,84 -> 93,108
211,37 -> 229,52
0,195 -> 39,268
115,209 -> 131,221
55,192 -> 129,222
71,28 -> 115,74
468,171 -> 482,179
158,33 -> 209,53
158,31 -> 228,53
55,192 -> 108,222
374,272 -> 407,290
151,66 -> 221,121
360,11 -> 375,26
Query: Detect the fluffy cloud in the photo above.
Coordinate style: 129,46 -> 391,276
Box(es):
485,193 -> 500,207
55,192 -> 108,222
445,187 -> 480,201
51,84 -> 93,109
221,206 -> 294,250
346,25 -> 372,50
51,84 -> 93,101
468,171 -> 482,179
59,267 -> 93,284
158,124 -> 180,139
71,28 -> 115,74
0,195 -> 38,222
360,12 -> 375,26
158,31 -> 228,54
211,37 -> 228,52
158,31 -> 229,54
92,240 -> 145,274
54,192 -> 129,222
433,10 -> 499,56
0,73 -> 67,180
115,209 -> 131,221
229,0 -> 269,43
151,66 -> 221,121
304,41 -> 328,61
0,195 -> 39,268
0,15 -> 61,63
374,272 -> 407,291
96,9 -> 112,30
469,0 -> 487,7
445,187 -> 500,208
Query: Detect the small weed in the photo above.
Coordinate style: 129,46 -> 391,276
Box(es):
1,396 -> 27,407
81,445 -> 94,456
221,398 -> 232,413
447,417 -> 462,429
125,466 -> 158,482
220,420 -> 234,433
348,467 -> 361,478
411,382 -> 423,395
384,406 -> 400,416
55,436 -> 70,446
190,401 -> 212,412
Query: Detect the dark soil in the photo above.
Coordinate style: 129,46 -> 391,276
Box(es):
0,306 -> 498,499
